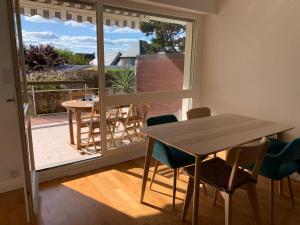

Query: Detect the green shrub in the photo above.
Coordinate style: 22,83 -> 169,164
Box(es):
55,48 -> 89,65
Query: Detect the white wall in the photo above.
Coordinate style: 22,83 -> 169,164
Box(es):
198,0 -> 300,140
0,0 -> 24,192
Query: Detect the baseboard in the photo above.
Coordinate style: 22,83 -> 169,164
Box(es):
0,177 -> 24,194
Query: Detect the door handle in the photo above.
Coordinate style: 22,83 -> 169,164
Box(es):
6,97 -> 15,103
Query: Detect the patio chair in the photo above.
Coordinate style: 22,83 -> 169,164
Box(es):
83,101 -> 116,151
70,90 -> 94,101
181,137 -> 269,225
120,103 -> 150,142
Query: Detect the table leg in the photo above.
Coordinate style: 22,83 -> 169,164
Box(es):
192,156 -> 201,225
140,137 -> 155,203
68,109 -> 74,145
76,110 -> 82,150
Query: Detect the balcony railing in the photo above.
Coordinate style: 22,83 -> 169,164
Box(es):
27,80 -> 100,116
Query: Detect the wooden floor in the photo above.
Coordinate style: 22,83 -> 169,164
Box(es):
1,157 -> 300,225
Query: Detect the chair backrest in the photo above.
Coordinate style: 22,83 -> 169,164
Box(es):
125,103 -> 150,125
91,101 -> 100,115
226,137 -> 269,191
187,107 -> 211,120
280,138 -> 300,163
147,114 -> 178,127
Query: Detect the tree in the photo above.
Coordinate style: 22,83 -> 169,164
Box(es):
140,21 -> 186,54
25,44 -> 64,70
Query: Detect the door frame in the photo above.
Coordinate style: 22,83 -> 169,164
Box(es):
7,0 -> 38,221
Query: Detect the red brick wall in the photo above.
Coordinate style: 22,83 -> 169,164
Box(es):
136,53 -> 184,119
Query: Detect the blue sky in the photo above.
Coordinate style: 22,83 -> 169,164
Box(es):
21,15 -> 150,65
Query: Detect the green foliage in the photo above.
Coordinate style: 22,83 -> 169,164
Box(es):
140,21 -> 186,54
105,68 -> 135,94
55,48 -> 89,65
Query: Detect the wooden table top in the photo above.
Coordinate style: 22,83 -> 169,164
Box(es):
62,100 -> 94,110
141,113 -> 293,156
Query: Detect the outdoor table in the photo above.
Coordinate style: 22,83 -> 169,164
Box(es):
62,100 -> 94,150
140,113 -> 293,225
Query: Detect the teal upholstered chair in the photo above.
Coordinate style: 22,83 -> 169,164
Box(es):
147,115 -> 206,209
260,138 -> 300,224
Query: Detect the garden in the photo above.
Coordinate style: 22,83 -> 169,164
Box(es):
25,44 -> 135,114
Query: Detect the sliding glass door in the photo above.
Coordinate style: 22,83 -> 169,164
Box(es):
13,0 -> 196,170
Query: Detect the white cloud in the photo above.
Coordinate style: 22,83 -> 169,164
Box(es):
101,25 -> 142,34
22,30 -> 60,42
63,20 -> 94,28
24,15 -> 96,29
104,38 -> 138,46
24,15 -> 59,24
22,30 -> 141,56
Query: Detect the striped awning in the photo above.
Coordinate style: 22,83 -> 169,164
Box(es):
19,0 -> 149,29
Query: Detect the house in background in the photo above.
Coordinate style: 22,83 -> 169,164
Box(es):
110,40 -> 148,66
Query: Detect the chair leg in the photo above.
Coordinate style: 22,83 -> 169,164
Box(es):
270,179 -> 274,225
247,183 -> 261,225
279,180 -> 283,195
149,161 -> 159,190
181,177 -> 194,221
287,176 -> 295,208
213,188 -> 218,206
224,193 -> 232,225
92,134 -> 97,151
173,169 -> 178,210
86,127 -> 92,151
202,183 -> 207,195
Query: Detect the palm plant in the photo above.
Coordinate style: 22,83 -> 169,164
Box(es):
110,68 -> 135,94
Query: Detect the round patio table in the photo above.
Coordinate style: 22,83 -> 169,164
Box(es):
62,100 -> 94,150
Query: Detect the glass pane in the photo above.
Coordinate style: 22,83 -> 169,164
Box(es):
19,0 -> 101,170
106,98 -> 191,150
103,6 -> 193,95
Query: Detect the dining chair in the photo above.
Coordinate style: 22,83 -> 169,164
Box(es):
120,103 -> 150,142
259,138 -> 300,224
186,107 -> 215,158
84,101 -> 116,151
70,90 -> 93,100
186,107 -> 211,120
147,114 -> 207,210
181,137 -> 269,225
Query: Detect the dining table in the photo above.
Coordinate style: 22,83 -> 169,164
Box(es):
62,100 -> 94,150
140,113 -> 293,225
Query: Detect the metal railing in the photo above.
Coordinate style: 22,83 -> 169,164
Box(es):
27,80 -> 99,116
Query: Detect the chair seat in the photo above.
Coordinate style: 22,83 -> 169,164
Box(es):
277,162 -> 300,180
184,157 -> 255,193
152,141 -> 206,169
82,120 -> 100,129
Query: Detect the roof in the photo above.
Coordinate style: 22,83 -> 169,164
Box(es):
110,40 -> 148,65
121,40 -> 148,58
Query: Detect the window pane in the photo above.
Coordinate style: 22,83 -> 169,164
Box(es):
103,6 -> 193,95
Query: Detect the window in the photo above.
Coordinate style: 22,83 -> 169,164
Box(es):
103,6 -> 194,95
